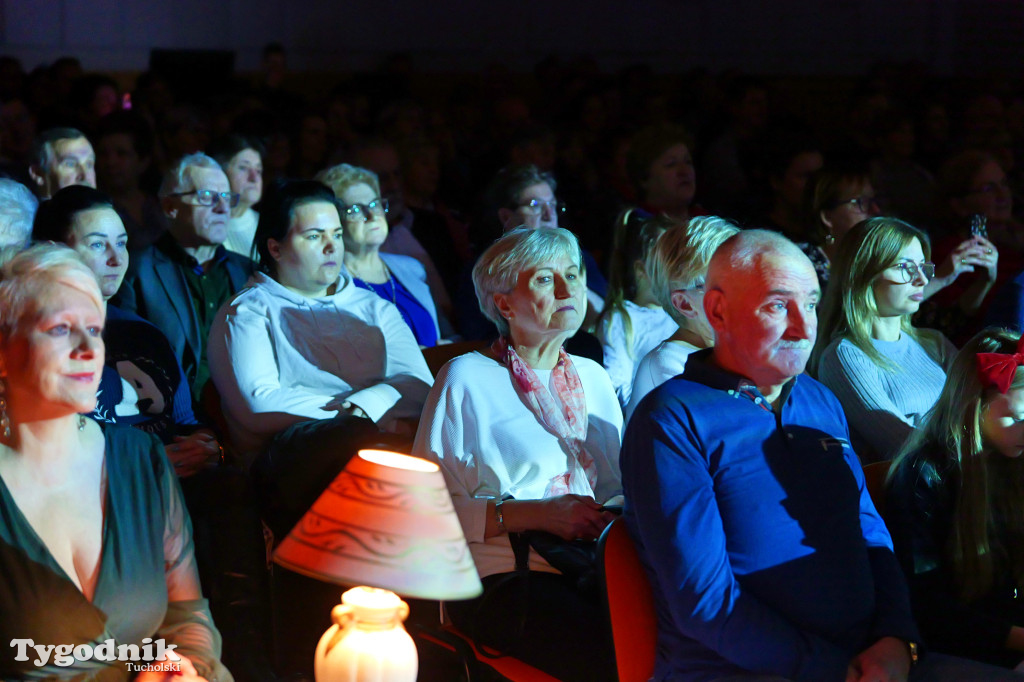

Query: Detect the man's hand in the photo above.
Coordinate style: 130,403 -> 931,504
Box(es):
848,636 -> 911,682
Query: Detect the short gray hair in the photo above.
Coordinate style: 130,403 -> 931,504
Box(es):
0,242 -> 103,339
0,180 -> 38,248
648,215 -> 739,324
472,226 -> 583,337
706,229 -> 807,292
159,152 -> 224,197
314,163 -> 382,199
32,127 -> 87,172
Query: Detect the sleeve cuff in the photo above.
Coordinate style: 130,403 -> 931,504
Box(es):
346,383 -> 402,422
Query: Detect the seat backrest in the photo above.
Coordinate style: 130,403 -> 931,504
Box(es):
421,340 -> 490,378
598,517 -> 657,682
862,460 -> 892,518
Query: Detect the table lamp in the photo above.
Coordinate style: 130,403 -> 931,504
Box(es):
273,449 -> 483,682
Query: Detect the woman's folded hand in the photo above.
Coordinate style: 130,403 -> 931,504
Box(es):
538,494 -> 617,541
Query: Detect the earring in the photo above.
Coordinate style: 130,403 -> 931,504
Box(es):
824,233 -> 836,245
78,415 -> 86,431
0,396 -> 9,440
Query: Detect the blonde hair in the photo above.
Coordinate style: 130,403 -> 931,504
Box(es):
0,243 -> 104,339
647,216 -> 739,326
598,210 -> 670,359
314,163 -> 382,199
890,328 -> 1024,601
812,216 -> 935,373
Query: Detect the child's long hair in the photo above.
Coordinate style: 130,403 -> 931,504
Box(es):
890,328 -> 1024,601
597,209 -> 672,357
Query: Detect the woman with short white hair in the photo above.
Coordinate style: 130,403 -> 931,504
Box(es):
626,215 -> 739,420
414,226 -> 621,682
0,178 -> 37,248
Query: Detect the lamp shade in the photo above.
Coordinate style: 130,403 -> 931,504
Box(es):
274,449 -> 483,601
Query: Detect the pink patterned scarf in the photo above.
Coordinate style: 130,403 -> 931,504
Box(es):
491,336 -> 598,497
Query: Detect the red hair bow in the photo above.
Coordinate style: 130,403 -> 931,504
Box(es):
977,336 -> 1024,394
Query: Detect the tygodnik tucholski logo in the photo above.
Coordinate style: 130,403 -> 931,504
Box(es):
10,637 -> 181,672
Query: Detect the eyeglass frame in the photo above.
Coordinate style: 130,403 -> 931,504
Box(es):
339,198 -> 389,222
889,260 -> 935,284
827,195 -> 879,213
166,189 -> 241,209
515,198 -> 565,215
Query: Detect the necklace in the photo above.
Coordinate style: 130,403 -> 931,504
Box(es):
353,261 -> 396,304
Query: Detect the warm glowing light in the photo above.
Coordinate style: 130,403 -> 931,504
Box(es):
358,449 -> 439,472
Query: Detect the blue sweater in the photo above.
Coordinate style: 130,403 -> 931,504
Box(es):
622,349 -> 919,681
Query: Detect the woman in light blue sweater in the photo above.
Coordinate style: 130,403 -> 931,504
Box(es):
811,217 -> 983,462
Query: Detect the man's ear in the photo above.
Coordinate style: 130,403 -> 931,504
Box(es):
497,208 -> 515,232
670,290 -> 699,319
161,196 -> 178,220
704,289 -> 727,334
28,165 -> 46,190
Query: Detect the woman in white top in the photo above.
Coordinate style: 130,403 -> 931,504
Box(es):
597,209 -> 679,407
208,180 -> 433,536
413,226 -> 621,682
626,215 -> 739,421
813,217 -> 995,462
210,135 -> 263,258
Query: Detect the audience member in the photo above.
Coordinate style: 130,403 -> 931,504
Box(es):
888,328 -> 1024,670
32,185 -> 272,681
316,164 -> 447,347
208,180 -> 432,530
112,153 -> 252,405
759,131 -> 823,241
94,110 -> 167,250
814,217 -> 961,462
414,226 -> 621,682
352,137 -> 459,311
597,210 -> 678,407
209,134 -> 265,258
0,243 -> 230,681
625,215 -> 739,421
28,126 -> 95,199
626,123 -> 699,222
622,229 -> 1015,681
0,178 -> 37,248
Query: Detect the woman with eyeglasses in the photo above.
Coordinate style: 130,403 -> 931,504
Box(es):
315,163 -> 447,347
812,217 -> 961,462
802,160 -> 994,299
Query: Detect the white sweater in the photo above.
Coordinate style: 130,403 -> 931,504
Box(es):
209,272 -> 433,456
224,208 -> 258,258
817,332 -> 956,462
412,351 -> 623,579
598,301 -> 678,408
625,338 -> 700,423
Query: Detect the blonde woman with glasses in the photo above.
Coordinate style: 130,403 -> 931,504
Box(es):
813,217 -> 968,462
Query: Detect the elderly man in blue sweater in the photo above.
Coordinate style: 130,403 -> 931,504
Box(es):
621,230 -> 1016,681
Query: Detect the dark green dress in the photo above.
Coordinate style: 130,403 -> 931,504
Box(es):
0,425 -> 230,681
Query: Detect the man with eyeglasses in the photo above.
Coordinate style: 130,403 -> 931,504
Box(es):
113,152 -> 253,405
28,127 -> 96,199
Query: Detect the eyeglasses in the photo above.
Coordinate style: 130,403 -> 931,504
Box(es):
517,198 -> 565,216
341,198 -> 389,222
830,195 -> 879,213
168,189 -> 240,208
891,260 -> 935,283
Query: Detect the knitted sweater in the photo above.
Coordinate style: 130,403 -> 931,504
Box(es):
817,332 -> 956,462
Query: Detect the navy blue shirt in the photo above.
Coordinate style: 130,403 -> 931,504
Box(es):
621,349 -> 918,681
353,275 -> 439,347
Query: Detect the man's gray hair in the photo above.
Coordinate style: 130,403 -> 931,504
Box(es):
472,226 -> 584,337
0,179 -> 38,248
706,229 -> 808,291
159,152 -> 224,197
31,127 -> 88,171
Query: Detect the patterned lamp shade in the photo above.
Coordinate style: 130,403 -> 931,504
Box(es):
273,449 -> 483,601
